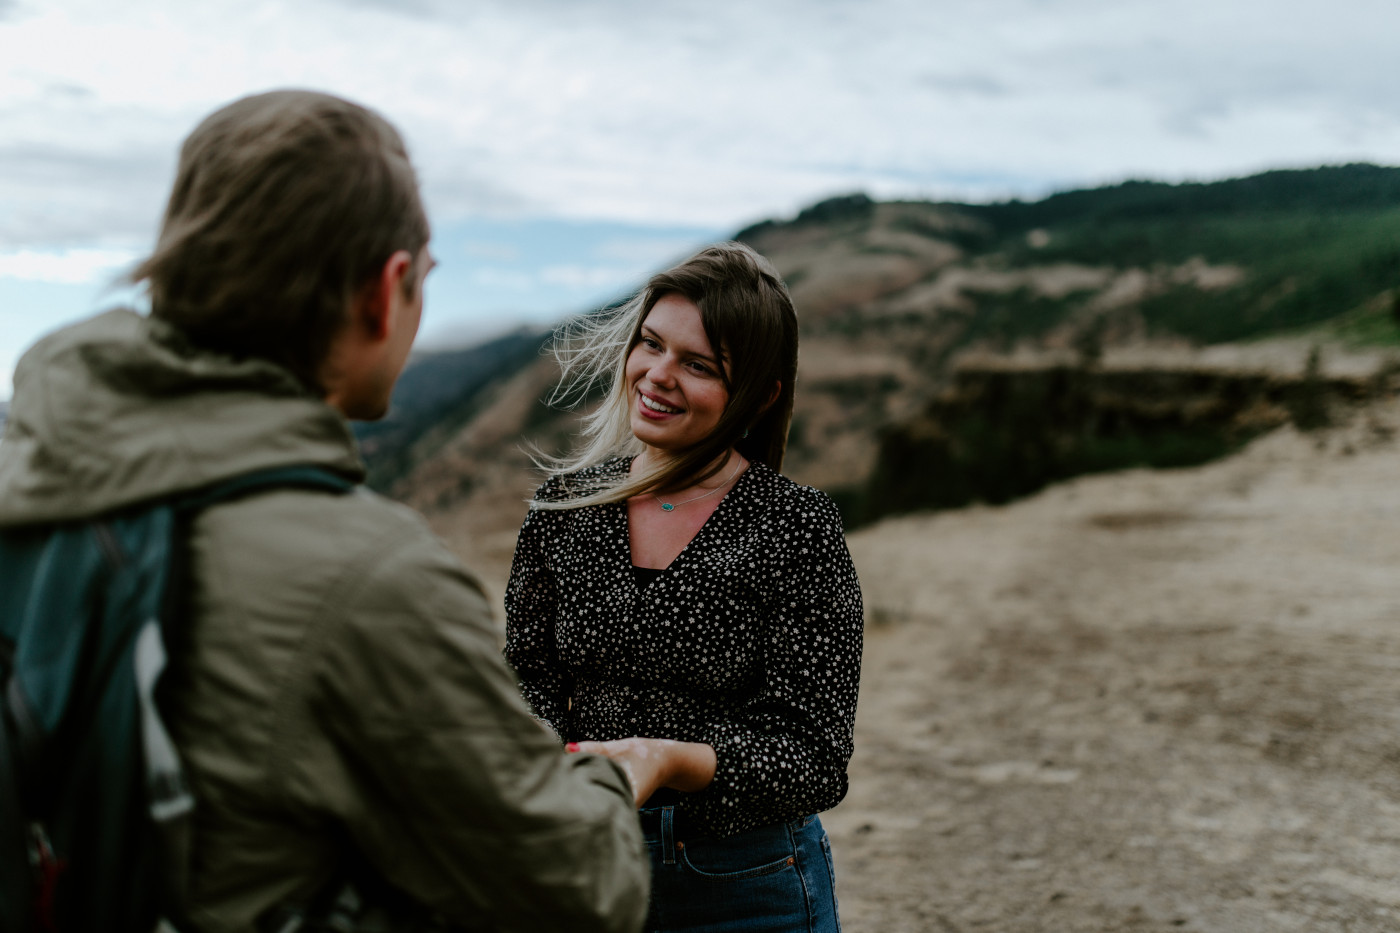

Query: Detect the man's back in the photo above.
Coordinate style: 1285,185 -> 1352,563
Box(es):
0,308 -> 647,931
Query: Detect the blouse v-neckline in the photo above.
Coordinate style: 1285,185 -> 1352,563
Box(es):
621,457 -> 756,585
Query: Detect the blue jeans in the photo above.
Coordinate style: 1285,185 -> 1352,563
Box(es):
638,805 -> 842,933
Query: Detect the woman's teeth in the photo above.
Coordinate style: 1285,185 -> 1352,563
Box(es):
642,395 -> 680,414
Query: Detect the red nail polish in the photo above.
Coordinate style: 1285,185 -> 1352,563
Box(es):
566,742 -> 580,752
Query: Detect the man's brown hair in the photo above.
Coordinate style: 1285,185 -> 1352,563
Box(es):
132,89 -> 430,392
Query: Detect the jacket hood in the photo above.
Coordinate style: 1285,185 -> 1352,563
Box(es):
0,309 -> 365,525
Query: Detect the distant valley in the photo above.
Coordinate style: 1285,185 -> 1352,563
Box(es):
356,163 -> 1400,591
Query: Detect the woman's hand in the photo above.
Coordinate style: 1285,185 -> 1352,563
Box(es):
568,737 -> 716,807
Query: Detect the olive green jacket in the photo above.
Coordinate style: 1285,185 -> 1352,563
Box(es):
0,310 -> 647,933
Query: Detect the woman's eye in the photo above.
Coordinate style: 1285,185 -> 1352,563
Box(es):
642,337 -> 660,350
688,361 -> 713,376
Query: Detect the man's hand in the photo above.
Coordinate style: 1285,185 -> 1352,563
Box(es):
568,737 -> 717,807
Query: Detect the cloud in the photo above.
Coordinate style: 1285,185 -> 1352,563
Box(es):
325,0 -> 439,15
2,0 -> 1400,252
0,248 -> 139,284
42,80 -> 95,100
462,241 -> 520,262
918,72 -> 1010,99
539,265 -> 640,289
469,267 -> 535,290
0,142 -> 173,250
591,235 -> 711,265
2,0 -> 1399,394
467,263 -> 644,292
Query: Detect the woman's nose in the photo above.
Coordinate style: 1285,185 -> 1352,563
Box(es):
648,355 -> 678,386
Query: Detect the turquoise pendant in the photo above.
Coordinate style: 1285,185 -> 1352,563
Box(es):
660,502 -> 675,511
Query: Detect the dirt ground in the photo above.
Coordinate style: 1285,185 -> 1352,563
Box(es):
825,405 -> 1400,932
441,358 -> 1400,932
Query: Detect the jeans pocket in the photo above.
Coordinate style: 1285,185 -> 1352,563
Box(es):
677,823 -> 797,880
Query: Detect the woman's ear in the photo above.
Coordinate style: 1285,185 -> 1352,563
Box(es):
763,380 -> 782,412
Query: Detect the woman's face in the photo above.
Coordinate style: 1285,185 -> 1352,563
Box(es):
625,293 -> 729,458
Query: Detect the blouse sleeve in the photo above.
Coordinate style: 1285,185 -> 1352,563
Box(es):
503,488 -> 573,741
684,489 -> 864,837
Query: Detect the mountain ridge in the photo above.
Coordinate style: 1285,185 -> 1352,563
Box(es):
362,163 -> 1400,592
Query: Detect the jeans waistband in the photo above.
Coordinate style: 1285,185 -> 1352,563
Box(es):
642,787 -> 684,808
638,804 -> 819,848
638,801 -> 698,844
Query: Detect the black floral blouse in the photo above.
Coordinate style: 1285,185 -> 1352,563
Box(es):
504,457 -> 863,838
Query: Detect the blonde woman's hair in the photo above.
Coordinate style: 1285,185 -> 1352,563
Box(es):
533,241 -> 798,509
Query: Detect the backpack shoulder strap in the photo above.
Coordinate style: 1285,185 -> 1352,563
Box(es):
177,465 -> 356,514
0,638 -> 34,932
154,464 -> 356,924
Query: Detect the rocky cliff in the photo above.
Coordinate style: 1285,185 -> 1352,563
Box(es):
856,351 -> 1398,526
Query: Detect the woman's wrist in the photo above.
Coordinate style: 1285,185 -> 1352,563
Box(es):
658,739 -> 717,793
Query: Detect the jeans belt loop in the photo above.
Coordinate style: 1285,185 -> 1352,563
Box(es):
661,806 -> 677,865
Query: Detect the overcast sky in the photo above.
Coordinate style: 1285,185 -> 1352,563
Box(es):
3,0 -> 1399,396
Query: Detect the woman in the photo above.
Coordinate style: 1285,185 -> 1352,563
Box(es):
505,242 -> 862,932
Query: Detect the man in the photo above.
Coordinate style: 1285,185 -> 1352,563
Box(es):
0,91 -> 647,932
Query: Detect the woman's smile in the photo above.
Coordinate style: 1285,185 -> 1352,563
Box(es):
638,390 -> 683,417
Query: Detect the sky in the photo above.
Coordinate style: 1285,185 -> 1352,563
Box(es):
2,0 -> 1399,397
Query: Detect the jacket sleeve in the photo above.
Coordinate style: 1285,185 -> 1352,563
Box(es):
307,521 -> 647,933
502,494 -> 573,739
684,490 -> 864,838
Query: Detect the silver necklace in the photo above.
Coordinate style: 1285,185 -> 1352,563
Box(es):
651,458 -> 743,512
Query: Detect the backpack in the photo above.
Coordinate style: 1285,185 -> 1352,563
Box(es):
0,466 -> 354,933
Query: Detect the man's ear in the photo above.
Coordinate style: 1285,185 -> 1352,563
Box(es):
356,250 -> 415,341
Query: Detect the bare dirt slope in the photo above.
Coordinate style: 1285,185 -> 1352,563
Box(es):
827,406 -> 1400,932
